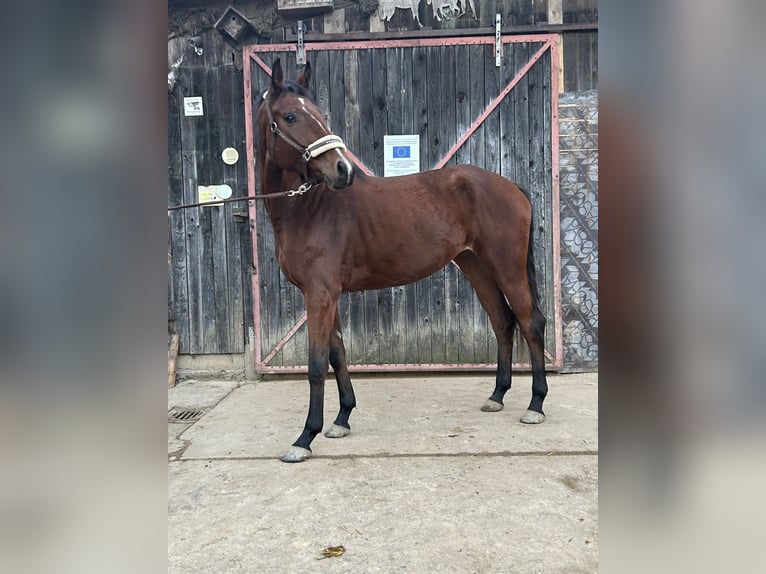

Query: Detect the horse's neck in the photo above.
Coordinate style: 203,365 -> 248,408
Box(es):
260,159 -> 317,233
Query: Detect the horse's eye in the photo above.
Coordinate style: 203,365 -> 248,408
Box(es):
284,113 -> 297,125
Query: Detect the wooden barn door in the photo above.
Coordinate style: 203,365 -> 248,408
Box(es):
244,36 -> 562,372
168,60 -> 251,355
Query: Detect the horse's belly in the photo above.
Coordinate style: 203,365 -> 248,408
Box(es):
343,244 -> 462,292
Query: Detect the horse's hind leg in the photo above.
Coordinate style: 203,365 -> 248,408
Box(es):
474,246 -> 549,424
454,251 -> 516,412
513,297 -> 548,423
325,306 -> 356,438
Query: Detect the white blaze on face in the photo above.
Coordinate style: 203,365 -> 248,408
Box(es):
297,97 -> 327,132
297,95 -> 352,182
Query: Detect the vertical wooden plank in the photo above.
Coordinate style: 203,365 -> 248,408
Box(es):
400,47 -> 419,365
512,43 -> 532,201
589,31 -> 598,89
547,0 -> 565,91
537,0 -> 551,24
453,43 -> 475,363
562,32 -> 578,92
323,8 -> 345,34
328,49 -> 346,137
233,63 -> 251,354
250,56 -> 268,363
197,66 -> 220,354
468,43 -> 489,363
424,45 -> 446,364
385,47 -> 406,364
313,49 -> 331,122
385,48 -> 403,134
220,64 -> 245,353
253,54 -> 280,364
207,66 -> 232,354
506,0 -> 533,25
276,50 -> 305,367
499,39 -> 516,183
328,50 -> 355,361
356,49 -> 376,170
511,42 -> 533,364
370,48 -> 393,365
411,44 -> 432,363
483,44 -> 502,176
344,50 -> 361,153
355,48 -> 379,364
370,49 -> 387,177
342,49 -> 366,364
575,1 -> 592,93
168,87 -> 190,354
179,66 -> 205,353
441,45 -> 461,364
540,47 -> 558,356
425,46 -> 442,172
482,41 -> 503,362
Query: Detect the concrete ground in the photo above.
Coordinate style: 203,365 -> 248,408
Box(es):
168,373 -> 598,573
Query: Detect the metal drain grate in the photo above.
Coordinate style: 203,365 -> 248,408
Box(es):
168,407 -> 208,423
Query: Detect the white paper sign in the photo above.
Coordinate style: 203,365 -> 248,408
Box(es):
184,96 -> 204,116
197,184 -> 232,206
384,135 -> 420,177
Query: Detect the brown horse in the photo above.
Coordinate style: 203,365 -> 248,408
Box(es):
258,59 -> 548,462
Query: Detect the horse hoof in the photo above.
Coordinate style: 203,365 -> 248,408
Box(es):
324,424 -> 350,438
281,446 -> 312,463
481,399 -> 504,412
520,410 -> 545,424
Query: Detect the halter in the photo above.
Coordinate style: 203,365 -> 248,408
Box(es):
262,89 -> 346,166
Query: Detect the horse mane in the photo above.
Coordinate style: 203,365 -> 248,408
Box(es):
283,79 -> 313,99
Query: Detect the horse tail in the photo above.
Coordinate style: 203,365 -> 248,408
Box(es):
517,185 -> 542,311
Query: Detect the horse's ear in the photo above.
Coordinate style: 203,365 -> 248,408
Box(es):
271,58 -> 283,95
296,62 -> 311,89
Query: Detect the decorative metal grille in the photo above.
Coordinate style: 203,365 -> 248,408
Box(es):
559,91 -> 598,369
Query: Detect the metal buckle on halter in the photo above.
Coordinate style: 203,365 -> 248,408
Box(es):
303,135 -> 346,162
287,182 -> 312,197
270,122 -> 278,133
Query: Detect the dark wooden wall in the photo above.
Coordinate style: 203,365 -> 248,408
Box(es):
169,0 -> 597,91
167,0 -> 597,362
235,0 -> 597,91
249,40 -> 557,368
168,31 -> 252,354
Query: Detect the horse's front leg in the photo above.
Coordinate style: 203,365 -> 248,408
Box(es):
324,306 -> 356,439
281,289 -> 338,463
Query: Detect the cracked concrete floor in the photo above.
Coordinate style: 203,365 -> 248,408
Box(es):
168,373 -> 598,573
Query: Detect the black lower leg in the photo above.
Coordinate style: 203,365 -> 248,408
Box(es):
329,341 -> 355,429
293,356 -> 327,450
526,310 -> 548,414
488,350 -> 512,404
488,311 -> 516,405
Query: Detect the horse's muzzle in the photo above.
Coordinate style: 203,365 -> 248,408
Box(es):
329,157 -> 354,189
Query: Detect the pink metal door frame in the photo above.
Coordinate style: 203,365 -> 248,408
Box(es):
243,35 -> 563,373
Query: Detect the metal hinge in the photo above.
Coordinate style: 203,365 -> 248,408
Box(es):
295,20 -> 306,66
495,14 -> 502,67
232,208 -> 248,222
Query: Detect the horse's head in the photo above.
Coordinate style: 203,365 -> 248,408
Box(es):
260,59 -> 354,190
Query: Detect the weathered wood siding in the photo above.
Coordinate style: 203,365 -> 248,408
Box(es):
231,0 -> 597,91
168,33 -> 252,354
167,0 -> 597,367
249,39 -> 558,369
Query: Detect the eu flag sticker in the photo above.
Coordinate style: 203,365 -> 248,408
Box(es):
392,145 -> 411,158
